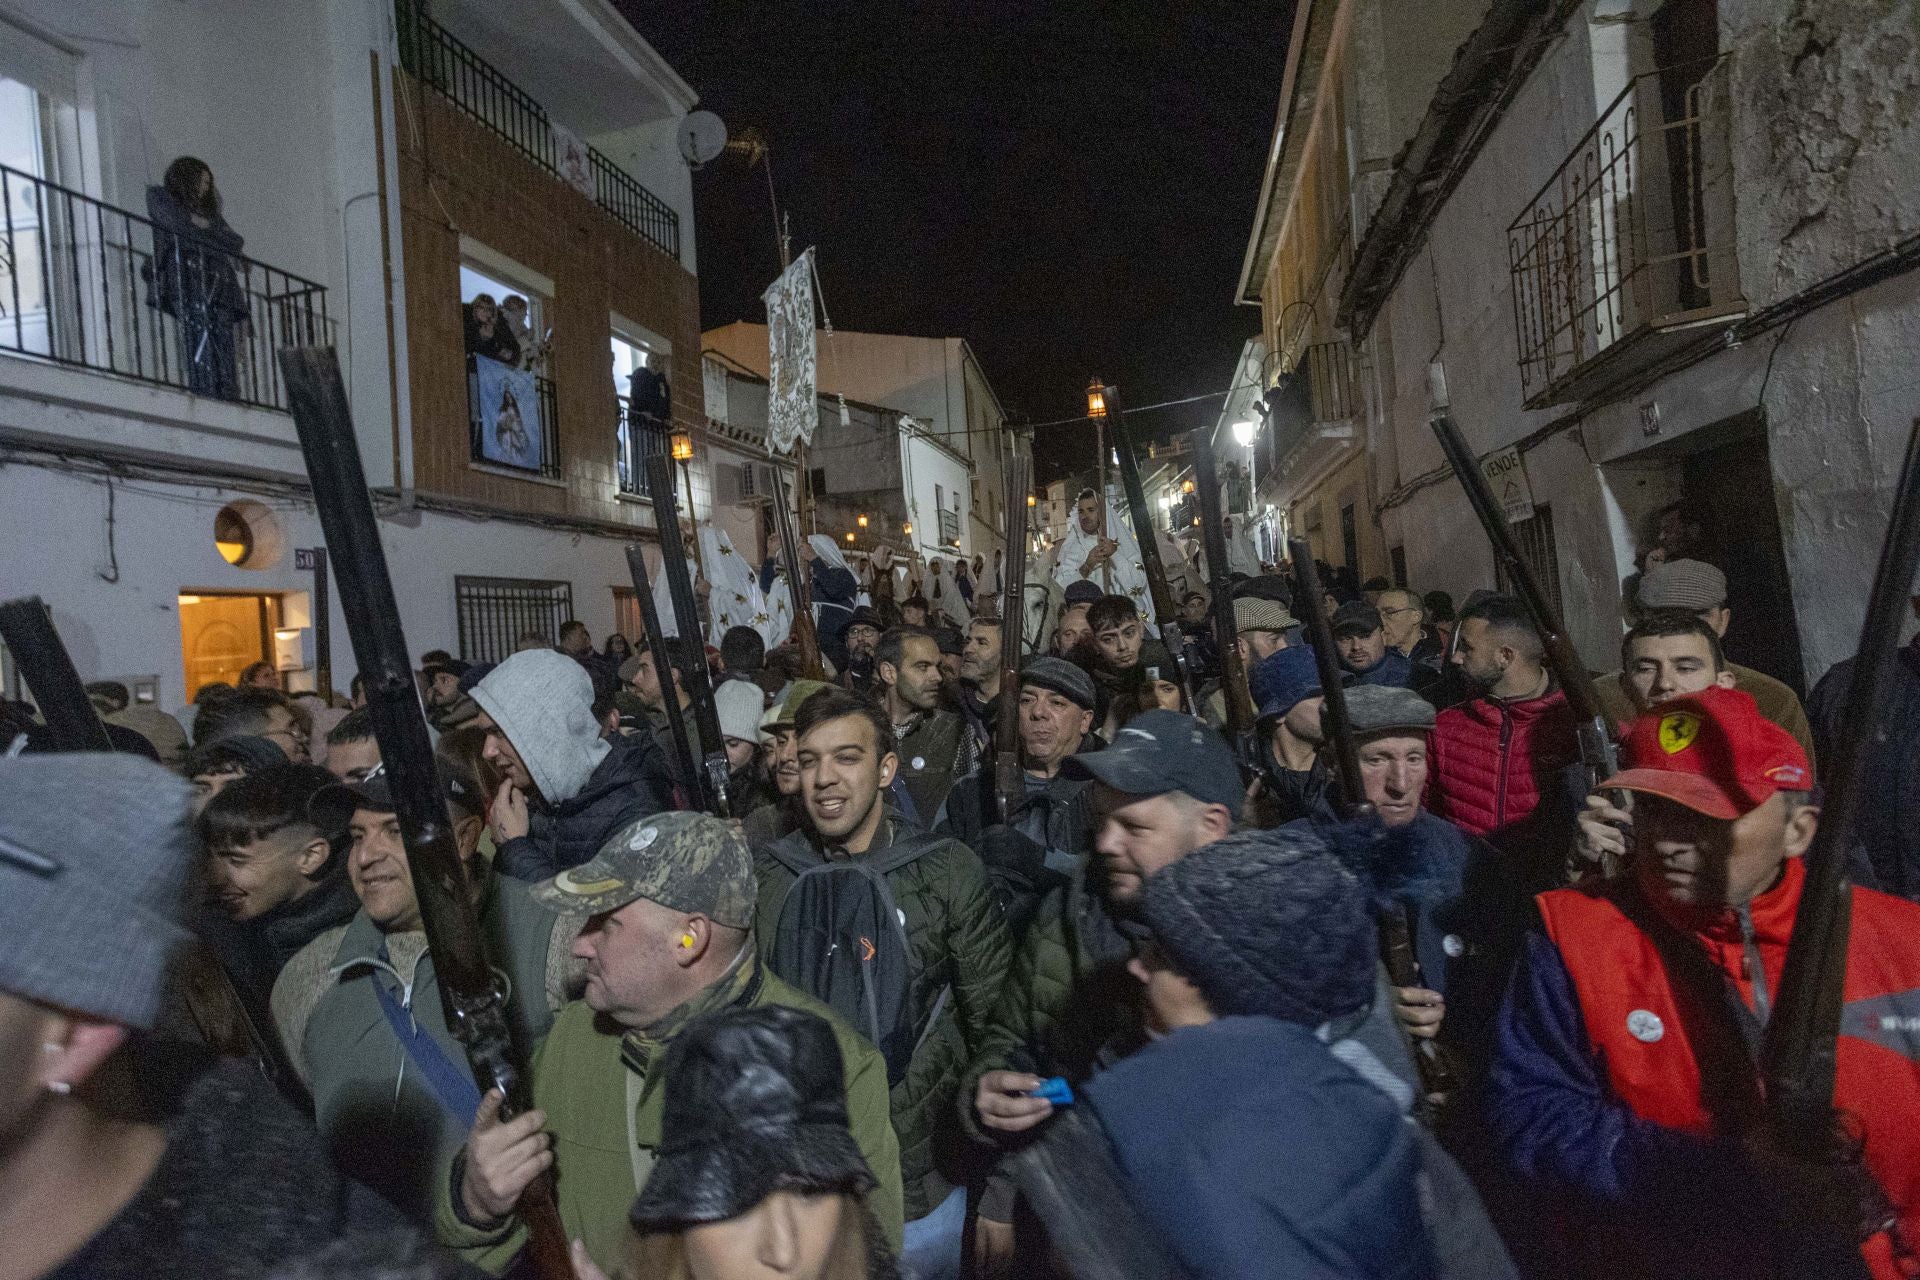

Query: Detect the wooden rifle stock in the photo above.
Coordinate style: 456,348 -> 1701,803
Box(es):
1290,540 -> 1460,1112
1191,433 -> 1255,738
1764,419 -> 1920,1169
277,347 -> 572,1279
994,451 -> 1032,822
644,455 -> 732,818
1108,388 -> 1199,712
768,467 -> 825,679
0,597 -> 114,752
624,544 -> 704,813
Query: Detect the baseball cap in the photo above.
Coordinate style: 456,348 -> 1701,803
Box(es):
1331,601 -> 1384,639
1637,558 -> 1728,613
1234,596 -> 1297,634
760,679 -> 832,736
530,811 -> 757,927
1063,579 -> 1104,606
307,762 -> 479,835
1601,686 -> 1810,820
1063,709 -> 1243,817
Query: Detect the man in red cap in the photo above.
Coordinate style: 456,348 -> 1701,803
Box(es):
1486,686 -> 1920,1280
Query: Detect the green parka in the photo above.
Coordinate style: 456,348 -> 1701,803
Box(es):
754,818 -> 1012,1220
434,951 -> 903,1274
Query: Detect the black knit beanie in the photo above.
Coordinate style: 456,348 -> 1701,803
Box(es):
1139,824 -> 1376,1027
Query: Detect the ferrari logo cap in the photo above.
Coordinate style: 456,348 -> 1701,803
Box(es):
1603,687 -> 1810,820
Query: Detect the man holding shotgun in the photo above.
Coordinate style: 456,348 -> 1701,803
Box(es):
1486,687 -> 1920,1280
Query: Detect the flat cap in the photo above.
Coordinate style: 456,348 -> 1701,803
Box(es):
532,811 -> 757,927
1638,558 -> 1727,613
1334,684 -> 1436,738
1234,596 -> 1297,634
1020,656 -> 1096,710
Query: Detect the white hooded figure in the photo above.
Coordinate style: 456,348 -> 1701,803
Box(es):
1050,483 -> 1159,633
700,523 -> 780,648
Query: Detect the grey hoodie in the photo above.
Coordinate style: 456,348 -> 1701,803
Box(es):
470,649 -> 609,804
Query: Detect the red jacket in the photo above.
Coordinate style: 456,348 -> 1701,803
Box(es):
1538,859 -> 1920,1279
1426,688 -> 1578,838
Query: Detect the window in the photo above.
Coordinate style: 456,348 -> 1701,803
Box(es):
809,466 -> 827,497
1340,501 -> 1359,574
1494,505 -> 1565,621
614,330 -> 669,498
455,576 -> 574,662
461,257 -> 558,478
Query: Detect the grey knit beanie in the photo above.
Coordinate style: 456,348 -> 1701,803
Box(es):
471,648 -> 611,804
0,753 -> 196,1029
1140,824 -> 1375,1027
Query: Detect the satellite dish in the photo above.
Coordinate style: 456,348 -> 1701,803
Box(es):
678,110 -> 728,168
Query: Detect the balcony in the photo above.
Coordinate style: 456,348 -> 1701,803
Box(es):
616,394 -> 671,499
467,355 -> 559,480
0,164 -> 331,413
1261,339 -> 1360,503
395,0 -> 680,261
1508,58 -> 1743,409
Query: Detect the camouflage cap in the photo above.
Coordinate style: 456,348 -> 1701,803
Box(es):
529,810 -> 756,927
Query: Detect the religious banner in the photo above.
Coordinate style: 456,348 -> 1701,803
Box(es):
763,247 -> 817,452
472,353 -> 543,472
550,121 -> 596,199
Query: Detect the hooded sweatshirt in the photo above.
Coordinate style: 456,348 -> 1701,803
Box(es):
471,649 -> 609,805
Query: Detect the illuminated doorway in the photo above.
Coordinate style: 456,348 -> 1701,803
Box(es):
178,592 -> 280,700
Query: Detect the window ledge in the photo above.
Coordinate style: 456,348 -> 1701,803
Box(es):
468,461 -> 568,489
614,489 -> 658,505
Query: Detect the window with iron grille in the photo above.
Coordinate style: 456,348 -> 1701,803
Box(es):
1493,504 -> 1565,621
455,576 -> 574,663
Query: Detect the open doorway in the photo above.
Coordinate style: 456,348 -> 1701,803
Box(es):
179,591 -> 280,700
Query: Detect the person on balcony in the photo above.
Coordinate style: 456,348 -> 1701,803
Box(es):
462,293 -> 521,367
628,351 -> 672,429
145,157 -> 248,402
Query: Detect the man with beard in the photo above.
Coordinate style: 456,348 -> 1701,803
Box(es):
753,689 -> 1012,1278
840,605 -> 886,699
1428,594 -> 1582,895
879,626 -> 975,827
422,658 -> 478,733
956,613 -> 1005,751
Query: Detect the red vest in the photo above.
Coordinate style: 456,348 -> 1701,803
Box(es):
1427,688 -> 1577,837
1539,860 -> 1920,1279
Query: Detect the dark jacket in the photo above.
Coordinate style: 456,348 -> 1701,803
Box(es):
754,818 -> 1013,1219
143,185 -> 246,321
1254,752 -> 1337,828
938,767 -> 1092,936
46,1053 -> 358,1280
1085,1016 -> 1437,1280
1347,648 -> 1416,689
1809,638 -> 1920,898
495,732 -> 668,882
203,873 -> 360,1077
892,707 -> 975,827
813,559 -> 859,671
462,306 -> 520,365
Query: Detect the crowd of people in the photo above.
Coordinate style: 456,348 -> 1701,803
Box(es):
5,492 -> 1920,1280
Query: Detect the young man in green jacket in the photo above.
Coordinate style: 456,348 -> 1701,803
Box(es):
437,810 -> 903,1275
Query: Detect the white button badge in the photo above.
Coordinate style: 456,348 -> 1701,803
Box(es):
1627,1010 -> 1665,1043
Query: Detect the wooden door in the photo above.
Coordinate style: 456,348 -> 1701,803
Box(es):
179,593 -> 276,700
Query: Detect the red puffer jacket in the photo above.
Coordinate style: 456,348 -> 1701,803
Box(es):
1426,688 -> 1578,838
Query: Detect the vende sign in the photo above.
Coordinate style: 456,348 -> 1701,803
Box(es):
1479,446 -> 1536,524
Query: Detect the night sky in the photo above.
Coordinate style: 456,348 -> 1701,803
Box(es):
632,2 -> 1294,484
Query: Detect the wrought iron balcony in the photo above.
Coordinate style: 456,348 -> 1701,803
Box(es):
0,164 -> 332,411
616,393 -> 672,498
395,0 -> 681,261
1508,57 -> 1743,408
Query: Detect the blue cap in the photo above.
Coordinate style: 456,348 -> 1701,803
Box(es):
1062,709 -> 1243,817
1249,646 -> 1327,722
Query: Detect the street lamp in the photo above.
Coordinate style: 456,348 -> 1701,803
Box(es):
1232,419 -> 1257,448
1181,478 -> 1195,494
1085,380 -> 1106,419
1027,492 -> 1037,508
844,531 -> 856,545
857,513 -> 869,529
903,521 -> 913,536
670,432 -> 694,462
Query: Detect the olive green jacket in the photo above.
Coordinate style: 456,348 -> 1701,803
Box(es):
434,952 -> 903,1274
754,818 -> 1012,1220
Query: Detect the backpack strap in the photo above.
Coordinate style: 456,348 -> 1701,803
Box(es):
866,828 -> 943,877
763,833 -> 827,879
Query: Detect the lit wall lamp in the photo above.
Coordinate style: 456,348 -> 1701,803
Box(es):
1026,493 -> 1037,508
903,521 -> 913,536
1085,379 -> 1107,419
1232,419 -> 1257,448
1181,478 -> 1195,494
857,513 -> 869,529
670,432 -> 694,462
844,531 -> 856,544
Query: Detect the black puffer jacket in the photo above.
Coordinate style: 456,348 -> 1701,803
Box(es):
47,1051 -> 359,1280
495,733 -> 669,881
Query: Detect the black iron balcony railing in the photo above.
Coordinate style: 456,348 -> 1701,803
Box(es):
395,0 -> 681,261
616,394 -> 671,498
0,164 -> 332,411
1508,57 -> 1742,408
468,354 -> 560,479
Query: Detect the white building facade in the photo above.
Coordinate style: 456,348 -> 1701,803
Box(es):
0,0 -> 707,712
